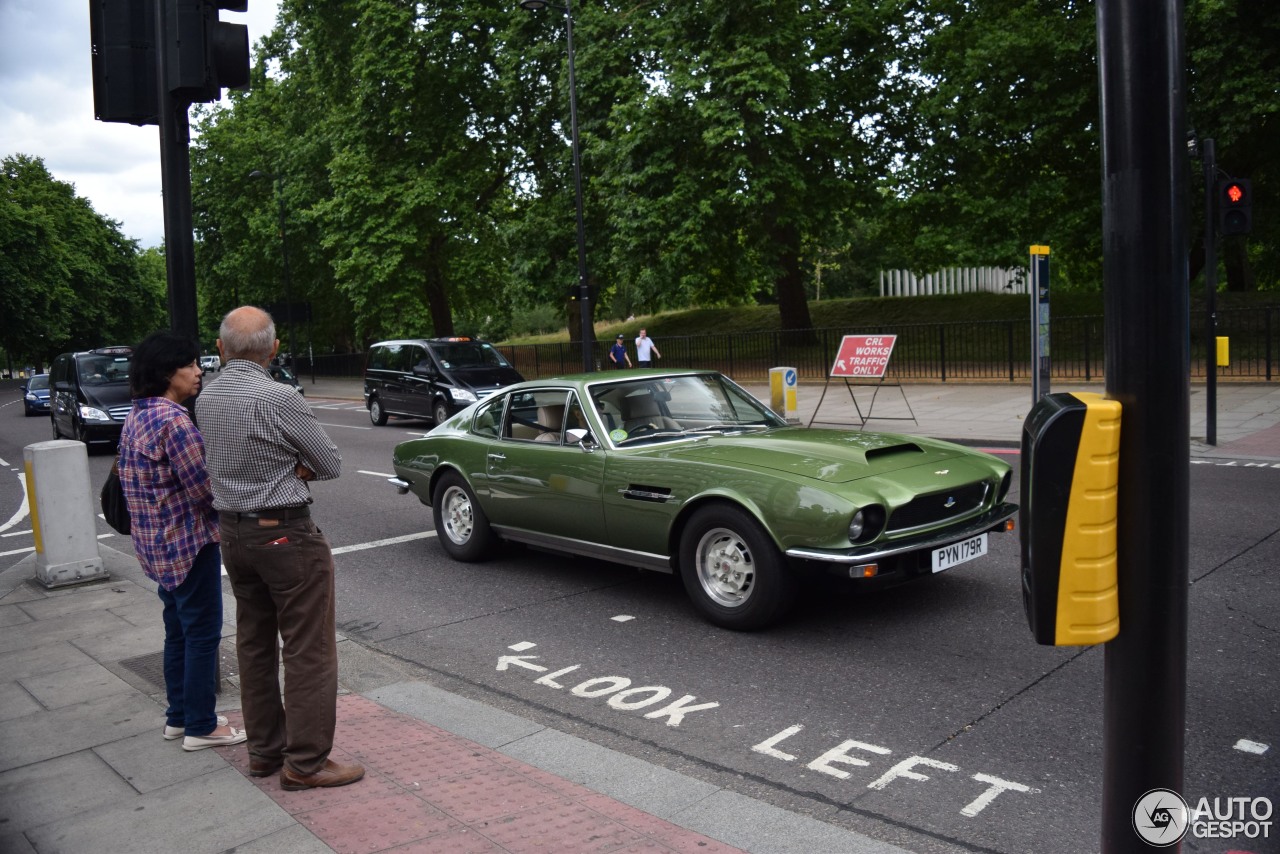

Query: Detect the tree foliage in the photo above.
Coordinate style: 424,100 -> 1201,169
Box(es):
168,0 -> 1276,354
0,155 -> 163,367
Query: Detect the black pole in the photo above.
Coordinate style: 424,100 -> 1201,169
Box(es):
563,0 -> 593,372
1203,138 -> 1217,445
155,0 -> 198,342
275,179 -> 296,369
1096,1 -> 1189,850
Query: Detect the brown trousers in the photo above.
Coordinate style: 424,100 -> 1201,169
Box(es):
221,514 -> 338,776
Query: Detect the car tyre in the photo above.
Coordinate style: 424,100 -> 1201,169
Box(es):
678,504 -> 796,631
432,399 -> 451,426
369,397 -> 388,426
51,416 -> 61,439
432,470 -> 496,561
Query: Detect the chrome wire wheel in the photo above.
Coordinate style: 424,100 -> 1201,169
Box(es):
694,526 -> 756,608
439,484 -> 474,546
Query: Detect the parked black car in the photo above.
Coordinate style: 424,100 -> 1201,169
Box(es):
364,338 -> 523,426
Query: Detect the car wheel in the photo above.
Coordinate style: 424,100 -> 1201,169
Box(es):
51,416 -> 61,439
75,418 -> 90,445
678,504 -> 796,630
432,399 -> 451,426
432,471 -> 496,561
369,397 -> 388,426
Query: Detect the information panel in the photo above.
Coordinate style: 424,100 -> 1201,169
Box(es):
830,335 -> 898,378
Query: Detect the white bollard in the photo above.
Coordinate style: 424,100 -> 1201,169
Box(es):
23,440 -> 108,588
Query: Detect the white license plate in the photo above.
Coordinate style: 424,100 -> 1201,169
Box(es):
931,533 -> 988,573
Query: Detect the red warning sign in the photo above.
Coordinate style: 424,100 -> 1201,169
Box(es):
830,335 -> 898,378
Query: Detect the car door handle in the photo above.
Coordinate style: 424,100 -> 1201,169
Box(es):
488,452 -> 506,461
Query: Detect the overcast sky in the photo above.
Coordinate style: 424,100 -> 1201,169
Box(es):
1,0 -> 281,248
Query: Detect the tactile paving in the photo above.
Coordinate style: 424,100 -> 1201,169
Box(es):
215,692 -> 745,853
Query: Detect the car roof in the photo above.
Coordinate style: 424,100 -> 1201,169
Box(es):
369,338 -> 492,347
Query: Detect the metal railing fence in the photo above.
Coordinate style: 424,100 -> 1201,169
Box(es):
299,306 -> 1276,383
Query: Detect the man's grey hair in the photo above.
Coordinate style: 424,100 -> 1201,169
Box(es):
220,307 -> 277,361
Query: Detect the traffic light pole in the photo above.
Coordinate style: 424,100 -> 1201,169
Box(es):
1096,1 -> 1190,850
155,0 -> 199,342
1203,138 -> 1217,446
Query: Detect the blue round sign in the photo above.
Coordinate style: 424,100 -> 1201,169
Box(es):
785,369 -> 797,386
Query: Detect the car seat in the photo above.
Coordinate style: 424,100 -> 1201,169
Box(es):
621,394 -> 680,433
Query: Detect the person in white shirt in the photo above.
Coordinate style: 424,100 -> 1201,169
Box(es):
634,329 -> 661,367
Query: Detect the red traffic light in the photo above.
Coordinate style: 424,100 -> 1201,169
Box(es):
1216,177 -> 1252,236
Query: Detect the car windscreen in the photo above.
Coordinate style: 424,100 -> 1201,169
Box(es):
27,375 -> 48,390
429,342 -> 511,370
589,374 -> 786,445
77,356 -> 131,385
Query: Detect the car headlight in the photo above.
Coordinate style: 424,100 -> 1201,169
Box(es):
78,405 -> 111,422
848,505 -> 886,544
25,393 -> 37,402
452,388 -> 478,404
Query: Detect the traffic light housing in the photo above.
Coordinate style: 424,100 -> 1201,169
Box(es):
1217,178 -> 1252,236
1020,392 -> 1122,646
89,0 -> 158,125
166,0 -> 250,103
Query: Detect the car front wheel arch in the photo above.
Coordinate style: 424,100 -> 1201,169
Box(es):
675,499 -> 796,631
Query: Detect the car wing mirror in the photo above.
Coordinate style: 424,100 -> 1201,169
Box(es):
567,428 -> 595,450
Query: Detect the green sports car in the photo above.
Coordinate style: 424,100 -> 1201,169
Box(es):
390,370 -> 1017,630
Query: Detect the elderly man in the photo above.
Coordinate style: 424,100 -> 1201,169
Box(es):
196,306 -> 363,791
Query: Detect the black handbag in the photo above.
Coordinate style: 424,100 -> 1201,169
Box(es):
100,460 -> 131,535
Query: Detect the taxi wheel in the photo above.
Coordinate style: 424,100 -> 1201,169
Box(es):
51,416 -> 61,439
369,397 -> 388,426
432,471 -> 496,561
432,400 -> 451,426
679,504 -> 796,631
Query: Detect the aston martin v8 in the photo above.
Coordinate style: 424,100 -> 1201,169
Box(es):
390,370 -> 1016,630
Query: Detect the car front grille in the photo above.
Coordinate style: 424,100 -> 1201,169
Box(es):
887,481 -> 990,534
108,405 -> 133,422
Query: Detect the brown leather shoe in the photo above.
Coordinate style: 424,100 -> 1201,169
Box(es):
249,757 -> 283,777
280,759 -> 365,791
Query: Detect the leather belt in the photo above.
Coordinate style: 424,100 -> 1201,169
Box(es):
222,506 -> 310,521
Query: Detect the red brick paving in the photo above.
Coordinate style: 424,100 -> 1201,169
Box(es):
218,694 -> 745,854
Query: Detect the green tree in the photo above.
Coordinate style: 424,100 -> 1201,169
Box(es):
0,155 -> 161,366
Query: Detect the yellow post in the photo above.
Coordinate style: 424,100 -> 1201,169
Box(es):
1216,336 -> 1229,367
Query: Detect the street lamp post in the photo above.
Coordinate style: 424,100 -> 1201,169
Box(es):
249,170 -> 296,370
520,0 -> 594,372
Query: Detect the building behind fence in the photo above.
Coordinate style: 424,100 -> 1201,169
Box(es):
879,267 -> 1028,298
302,306 -> 1277,384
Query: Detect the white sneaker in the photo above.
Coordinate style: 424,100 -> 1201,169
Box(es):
164,714 -> 229,740
182,726 -> 247,751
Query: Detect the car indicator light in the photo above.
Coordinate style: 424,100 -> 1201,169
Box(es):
850,563 -> 878,579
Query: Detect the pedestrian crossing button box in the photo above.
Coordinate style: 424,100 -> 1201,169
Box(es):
1020,392 -> 1121,646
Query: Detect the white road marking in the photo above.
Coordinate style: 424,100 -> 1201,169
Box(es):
0,471 -> 30,534
2,529 -> 33,538
318,421 -> 371,431
1234,739 -> 1270,755
611,615 -> 635,622
331,532 -> 436,555
509,641 -> 537,651
1,532 -> 112,557
358,470 -> 397,478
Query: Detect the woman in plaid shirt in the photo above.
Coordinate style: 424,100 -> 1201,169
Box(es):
119,331 -> 246,751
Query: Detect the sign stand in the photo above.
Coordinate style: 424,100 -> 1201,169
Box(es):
807,335 -> 917,430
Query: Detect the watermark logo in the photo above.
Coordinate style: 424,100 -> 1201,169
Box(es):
1132,788 -> 1189,846
1132,790 -> 1274,846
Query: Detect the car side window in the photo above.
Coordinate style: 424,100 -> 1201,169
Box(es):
503,390 -> 570,443
471,395 -> 504,438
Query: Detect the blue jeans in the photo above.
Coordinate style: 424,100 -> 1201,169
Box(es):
158,542 -> 224,736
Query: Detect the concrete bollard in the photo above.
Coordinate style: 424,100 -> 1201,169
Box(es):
23,440 -> 108,588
